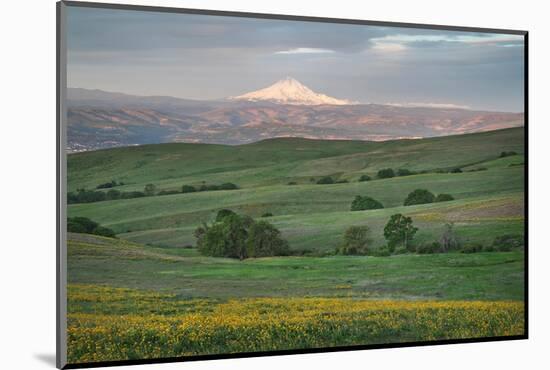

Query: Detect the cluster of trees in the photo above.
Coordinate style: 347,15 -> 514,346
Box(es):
68,181 -> 240,204
194,210 -> 289,260
338,216 -> 524,256
403,189 -> 454,206
377,168 -> 418,179
359,165 -> 470,182
67,217 -> 116,238
338,213 -> 417,255
349,190 -> 452,212
293,163 -> 479,186
180,183 -> 239,193
316,176 -> 348,185
67,188 -> 147,204
460,234 -> 524,253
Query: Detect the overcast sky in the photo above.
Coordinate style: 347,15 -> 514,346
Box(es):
67,6 -> 525,112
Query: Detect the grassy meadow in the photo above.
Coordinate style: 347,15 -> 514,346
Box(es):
66,127 -> 526,364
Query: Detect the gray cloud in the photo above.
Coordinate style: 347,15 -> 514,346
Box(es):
67,6 -> 525,112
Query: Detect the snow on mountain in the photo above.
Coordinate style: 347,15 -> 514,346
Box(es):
230,77 -> 355,106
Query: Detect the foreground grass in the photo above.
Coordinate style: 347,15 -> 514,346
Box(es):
68,234 -> 524,300
67,284 -> 524,364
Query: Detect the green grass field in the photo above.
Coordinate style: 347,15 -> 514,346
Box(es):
68,233 -> 524,300
66,127 -> 526,364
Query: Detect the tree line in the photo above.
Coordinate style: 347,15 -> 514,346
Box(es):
68,182 -> 239,204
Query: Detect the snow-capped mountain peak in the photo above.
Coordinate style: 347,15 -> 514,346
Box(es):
230,77 -> 354,105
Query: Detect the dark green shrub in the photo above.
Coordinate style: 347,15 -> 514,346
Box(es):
335,179 -> 349,184
144,183 -> 156,196
467,167 -> 487,172
261,212 -> 273,218
435,193 -> 454,202
370,246 -> 391,257
350,195 -> 384,211
219,182 -> 239,190
461,244 -> 483,253
96,180 -> 119,189
105,189 -> 121,200
450,168 -> 463,173
199,184 -> 221,191
416,242 -> 442,254
397,169 -> 414,176
67,217 -> 116,238
68,217 -> 98,233
358,174 -> 371,182
492,234 -> 524,251
92,226 -> 116,238
181,185 -> 196,193
500,151 -> 517,158
292,249 -> 314,256
377,168 -> 395,179
67,189 -> 106,204
287,182 -> 297,185
120,191 -> 145,199
316,176 -> 334,184
157,190 -> 180,196
404,189 -> 435,206
338,226 -> 370,255
483,244 -> 497,252
67,219 -> 90,234
394,247 -> 408,255
215,209 -> 237,222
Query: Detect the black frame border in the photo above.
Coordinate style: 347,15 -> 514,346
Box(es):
57,1 -> 529,369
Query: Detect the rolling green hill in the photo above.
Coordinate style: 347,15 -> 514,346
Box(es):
68,127 -> 524,192
66,128 -> 525,364
68,127 -> 525,252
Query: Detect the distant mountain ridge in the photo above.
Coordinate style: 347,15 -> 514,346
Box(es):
66,87 -> 524,152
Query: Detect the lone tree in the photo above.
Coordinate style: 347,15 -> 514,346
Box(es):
404,189 -> 435,206
358,174 -> 371,182
144,183 -> 156,196
383,214 -> 418,252
339,225 -> 371,255
377,168 -> 395,179
350,195 -> 384,211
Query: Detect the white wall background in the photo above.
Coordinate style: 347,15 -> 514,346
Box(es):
1,0 -> 547,369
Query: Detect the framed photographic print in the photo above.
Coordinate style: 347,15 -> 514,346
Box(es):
57,1 -> 528,368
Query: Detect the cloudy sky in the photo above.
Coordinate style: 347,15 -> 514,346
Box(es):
67,6 -> 525,112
